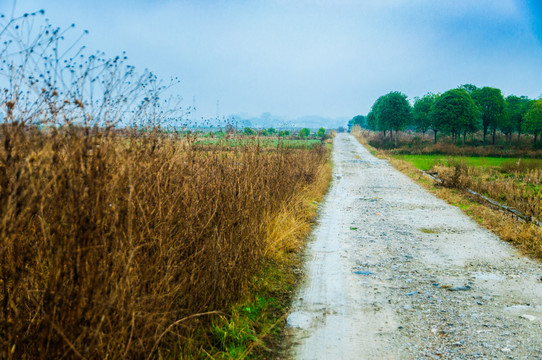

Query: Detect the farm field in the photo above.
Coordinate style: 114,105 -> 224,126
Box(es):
193,137 -> 324,149
0,9 -> 337,358
393,154 -> 542,171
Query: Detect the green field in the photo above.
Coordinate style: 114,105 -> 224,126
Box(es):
394,154 -> 542,171
194,138 -> 322,149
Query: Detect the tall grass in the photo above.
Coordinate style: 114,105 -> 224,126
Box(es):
0,123 -> 329,358
430,162 -> 541,223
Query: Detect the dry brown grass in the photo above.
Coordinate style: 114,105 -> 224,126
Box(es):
0,123 -> 330,359
430,163 -> 541,223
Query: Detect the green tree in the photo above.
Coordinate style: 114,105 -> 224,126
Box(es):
259,127 -> 276,136
243,127 -> 256,136
278,130 -> 290,137
374,91 -> 412,145
366,109 -> 377,131
348,115 -> 367,130
500,105 -> 515,144
525,99 -> 542,143
471,87 -> 506,144
299,128 -> 310,138
506,95 -> 531,142
430,88 -> 479,144
317,127 -> 326,137
412,93 -> 437,138
367,95 -> 386,134
460,83 -> 478,94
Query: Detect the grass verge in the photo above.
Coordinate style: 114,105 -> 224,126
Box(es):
203,152 -> 332,359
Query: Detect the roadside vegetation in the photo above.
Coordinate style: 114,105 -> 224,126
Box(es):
0,11 -> 332,359
351,84 -> 542,150
349,83 -> 542,258
351,127 -> 542,259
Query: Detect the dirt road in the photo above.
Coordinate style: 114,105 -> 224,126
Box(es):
287,133 -> 542,359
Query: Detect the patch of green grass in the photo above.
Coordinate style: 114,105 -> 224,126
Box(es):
209,296 -> 273,359
456,202 -> 471,210
419,228 -> 439,234
394,154 -> 540,171
206,259 -> 296,359
194,138 -> 322,149
447,199 -> 472,211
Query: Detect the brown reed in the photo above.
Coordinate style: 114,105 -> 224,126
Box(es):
0,123 -> 329,359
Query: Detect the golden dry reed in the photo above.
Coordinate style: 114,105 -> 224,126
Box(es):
0,123 -> 329,359
431,163 -> 541,222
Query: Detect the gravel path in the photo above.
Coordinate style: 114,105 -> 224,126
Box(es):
286,133 -> 542,359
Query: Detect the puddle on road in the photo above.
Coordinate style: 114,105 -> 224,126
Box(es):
353,270 -> 374,276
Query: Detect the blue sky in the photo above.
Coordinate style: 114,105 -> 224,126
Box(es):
1,0 -> 541,121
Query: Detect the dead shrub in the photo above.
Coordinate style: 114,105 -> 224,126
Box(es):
0,124 -> 329,359
432,161 -> 473,189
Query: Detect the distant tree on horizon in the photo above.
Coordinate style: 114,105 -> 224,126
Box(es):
348,115 -> 367,130
299,128 -> 310,138
278,130 -> 290,137
317,127 -> 326,138
243,127 -> 256,135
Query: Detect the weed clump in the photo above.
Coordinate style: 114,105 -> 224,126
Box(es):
432,160 -> 473,189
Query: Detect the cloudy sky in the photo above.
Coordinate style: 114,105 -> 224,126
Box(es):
2,0 -> 542,121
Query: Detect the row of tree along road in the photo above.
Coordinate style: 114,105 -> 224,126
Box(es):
352,84 -> 542,146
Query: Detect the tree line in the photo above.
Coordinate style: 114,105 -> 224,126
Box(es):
357,85 -> 542,145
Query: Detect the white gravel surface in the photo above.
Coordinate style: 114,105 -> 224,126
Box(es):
287,133 -> 542,359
